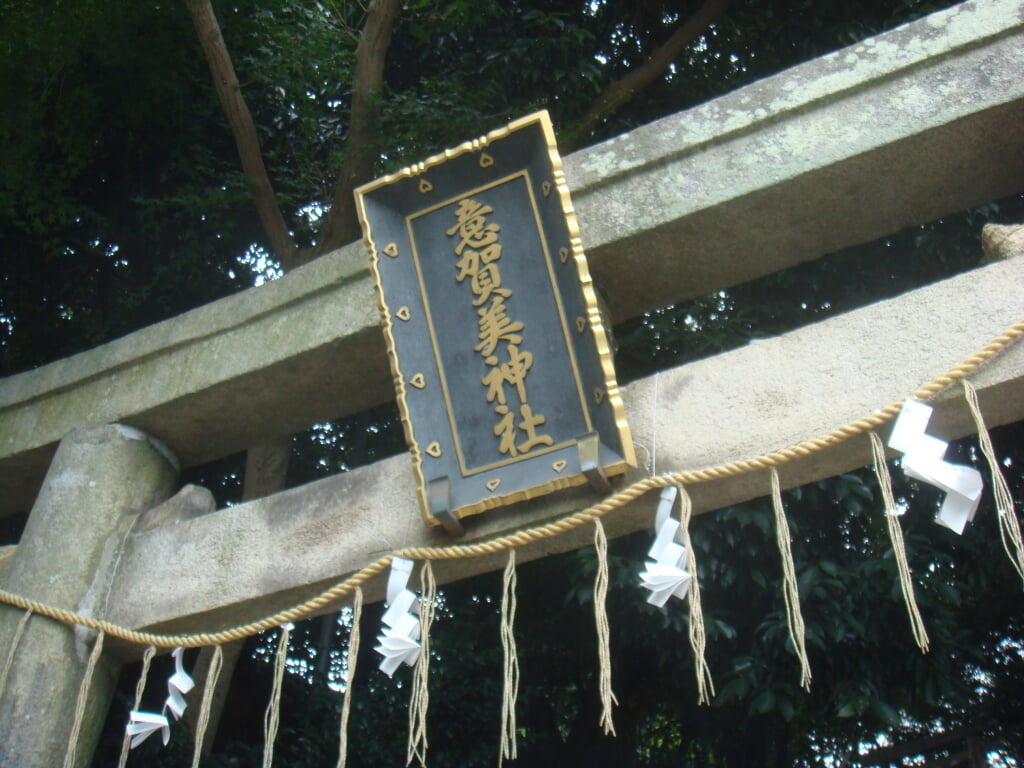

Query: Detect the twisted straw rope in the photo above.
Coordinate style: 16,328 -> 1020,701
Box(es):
1,320 -> 1022,650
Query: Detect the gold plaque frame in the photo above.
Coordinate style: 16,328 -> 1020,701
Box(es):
355,111 -> 634,529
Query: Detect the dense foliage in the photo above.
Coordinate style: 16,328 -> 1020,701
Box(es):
1,0 -> 1021,766
1,0 -> 961,374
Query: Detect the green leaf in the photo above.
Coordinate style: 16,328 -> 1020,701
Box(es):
751,690 -> 776,714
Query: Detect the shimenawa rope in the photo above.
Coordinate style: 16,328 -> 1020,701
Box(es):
770,469 -> 812,691
407,561 -> 435,767
676,484 -> 714,704
0,608 -> 31,704
336,587 -> 362,768
499,550 -> 519,766
869,430 -> 930,652
0,320 -> 1020,651
116,645 -> 157,768
64,630 -> 106,768
262,623 -> 291,768
963,379 -> 1024,584
593,519 -> 616,736
190,644 -> 223,768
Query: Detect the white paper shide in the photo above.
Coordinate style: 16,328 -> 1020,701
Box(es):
888,399 -> 984,535
375,557 -> 423,676
125,646 -> 195,749
639,486 -> 693,607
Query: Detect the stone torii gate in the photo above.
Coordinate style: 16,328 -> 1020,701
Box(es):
2,2 -> 1023,765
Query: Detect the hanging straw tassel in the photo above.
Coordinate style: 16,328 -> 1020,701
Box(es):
769,469 -> 812,691
593,518 -> 617,736
262,623 -> 292,768
869,431 -> 930,652
407,561 -> 435,767
0,608 -> 32,704
337,587 -> 363,768
63,629 -> 106,768
191,645 -> 224,768
963,380 -> 1024,585
499,550 -> 520,766
116,645 -> 158,768
675,485 -> 715,705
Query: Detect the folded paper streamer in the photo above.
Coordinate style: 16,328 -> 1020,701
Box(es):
375,557 -> 422,676
889,399 -> 984,535
126,710 -> 170,748
165,646 -> 195,719
126,646 -> 194,748
640,486 -> 693,606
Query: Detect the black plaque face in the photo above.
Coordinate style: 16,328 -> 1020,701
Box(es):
355,111 -> 634,527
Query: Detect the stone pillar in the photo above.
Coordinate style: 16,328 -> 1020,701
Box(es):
0,424 -> 178,768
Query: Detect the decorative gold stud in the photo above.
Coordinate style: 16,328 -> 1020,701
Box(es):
410,373 -> 426,389
395,306 -> 411,321
384,242 -> 399,257
559,247 -> 569,263
418,178 -> 433,193
594,388 -> 605,405
485,478 -> 501,491
479,152 -> 494,168
575,317 -> 586,333
425,442 -> 442,457
542,181 -> 553,197
552,460 -> 567,473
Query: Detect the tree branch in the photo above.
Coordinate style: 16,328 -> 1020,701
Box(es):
566,0 -> 730,149
854,722 -> 987,766
312,0 -> 401,259
184,0 -> 297,268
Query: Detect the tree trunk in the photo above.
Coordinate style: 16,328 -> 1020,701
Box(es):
565,0 -> 730,150
312,0 -> 401,258
184,0 -> 297,268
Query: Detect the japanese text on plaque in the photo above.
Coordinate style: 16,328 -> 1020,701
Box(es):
447,197 -> 554,458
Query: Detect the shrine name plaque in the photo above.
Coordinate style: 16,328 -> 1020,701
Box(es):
355,111 -> 634,531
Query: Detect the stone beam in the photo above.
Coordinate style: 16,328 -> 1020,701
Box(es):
1,0 -> 1022,517
0,248 -> 387,518
104,253 -> 1024,638
568,0 -> 1024,320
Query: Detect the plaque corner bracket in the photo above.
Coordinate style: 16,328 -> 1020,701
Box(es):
428,475 -> 464,536
577,432 -> 611,495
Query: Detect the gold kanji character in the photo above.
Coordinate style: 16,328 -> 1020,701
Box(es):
493,404 -> 518,457
454,243 -> 502,282
475,296 -> 523,358
517,404 -> 553,453
470,263 -> 511,307
450,198 -> 492,223
446,198 -> 500,255
481,344 -> 533,405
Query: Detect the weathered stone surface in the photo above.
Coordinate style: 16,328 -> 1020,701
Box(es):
0,545 -> 14,580
105,253 -> 1024,637
1,0 -> 1021,517
0,247 -> 385,518
983,222 -> 1024,262
568,0 -> 1024,320
0,425 -> 178,768
135,483 -> 217,532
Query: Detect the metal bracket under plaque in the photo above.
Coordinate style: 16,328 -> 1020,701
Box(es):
428,476 -> 464,536
577,432 -> 611,495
